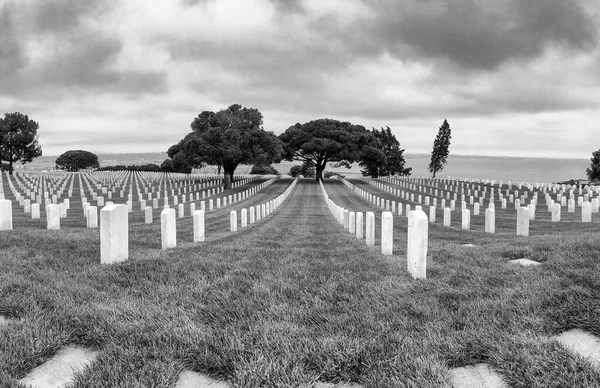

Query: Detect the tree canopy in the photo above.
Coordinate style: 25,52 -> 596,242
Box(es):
428,119 -> 452,178
279,118 -> 374,181
359,126 -> 411,177
167,104 -> 282,188
0,112 -> 42,174
55,150 -> 99,172
587,149 -> 600,183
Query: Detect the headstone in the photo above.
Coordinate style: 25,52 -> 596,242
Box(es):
407,210 -> 428,279
193,210 -> 205,242
46,204 -> 60,230
0,199 -> 12,230
485,208 -> 495,233
230,210 -> 237,232
144,206 -> 152,224
87,206 -> 98,228
517,207 -> 530,236
31,203 -> 40,219
429,206 -> 436,223
241,208 -> 248,227
443,207 -> 451,227
249,206 -> 255,224
582,201 -> 592,223
365,212 -> 375,246
161,208 -> 176,249
100,204 -> 128,264
551,203 -> 561,222
349,212 -> 355,234
568,199 -> 575,213
356,212 -> 363,239
462,208 -> 470,230
381,211 -> 393,255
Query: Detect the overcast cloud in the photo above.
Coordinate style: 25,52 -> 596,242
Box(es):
0,0 -> 598,157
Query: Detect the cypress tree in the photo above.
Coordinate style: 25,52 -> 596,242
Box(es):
428,119 -> 452,178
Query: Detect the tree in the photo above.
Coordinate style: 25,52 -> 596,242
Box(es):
250,164 -> 280,175
0,112 -> 42,174
55,150 -> 99,172
184,104 -> 282,189
280,118 -> 374,181
428,119 -> 452,178
587,150 -> 600,183
359,126 -> 412,177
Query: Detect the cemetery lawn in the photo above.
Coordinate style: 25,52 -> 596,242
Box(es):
1,179 -> 600,387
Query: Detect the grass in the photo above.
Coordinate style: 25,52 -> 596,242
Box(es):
0,175 -> 599,387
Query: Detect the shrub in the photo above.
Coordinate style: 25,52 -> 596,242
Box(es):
250,164 -> 280,175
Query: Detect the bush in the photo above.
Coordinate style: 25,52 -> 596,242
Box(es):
250,164 -> 280,175
289,162 -> 315,178
324,170 -> 344,179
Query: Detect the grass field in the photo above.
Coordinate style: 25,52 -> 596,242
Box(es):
1,176 -> 600,387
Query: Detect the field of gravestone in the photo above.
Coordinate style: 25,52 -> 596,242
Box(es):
1,170 -> 600,387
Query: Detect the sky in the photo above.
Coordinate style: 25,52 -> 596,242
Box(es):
1,0 -> 599,158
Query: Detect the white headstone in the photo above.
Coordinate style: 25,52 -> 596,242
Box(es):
356,212 -> 363,239
443,207 -> 451,227
582,201 -> 592,223
87,206 -> 98,228
0,199 -> 12,230
485,208 -> 495,233
517,207 -> 530,236
381,211 -> 393,255
462,209 -> 470,230
46,204 -> 60,230
407,210 -> 428,279
193,210 -> 205,242
161,208 -> 176,249
100,204 -> 128,264
240,208 -> 248,227
230,210 -> 237,232
365,212 -> 375,246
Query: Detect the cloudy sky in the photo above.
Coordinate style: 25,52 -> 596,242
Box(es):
1,0 -> 599,158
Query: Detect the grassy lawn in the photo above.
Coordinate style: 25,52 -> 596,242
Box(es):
1,177 -> 600,387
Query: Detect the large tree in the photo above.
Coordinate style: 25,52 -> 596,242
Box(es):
359,126 -> 412,178
587,149 -> 600,183
280,118 -> 374,181
180,104 -> 282,188
0,112 -> 43,174
428,119 -> 452,178
55,150 -> 99,172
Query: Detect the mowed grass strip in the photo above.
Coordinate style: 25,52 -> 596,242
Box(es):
0,180 -> 598,386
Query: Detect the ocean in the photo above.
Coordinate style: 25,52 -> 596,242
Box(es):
21,153 -> 590,184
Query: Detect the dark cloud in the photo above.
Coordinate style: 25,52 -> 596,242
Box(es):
34,0 -> 109,34
0,3 -> 27,77
359,0 -> 598,70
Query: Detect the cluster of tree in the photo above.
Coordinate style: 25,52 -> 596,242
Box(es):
163,103 -> 455,187
0,112 -> 43,174
249,164 -> 280,175
97,164 -> 162,172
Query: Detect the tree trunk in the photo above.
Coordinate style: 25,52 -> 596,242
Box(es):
223,164 -> 236,190
8,159 -> 13,175
315,164 -> 324,181
432,170 -> 436,179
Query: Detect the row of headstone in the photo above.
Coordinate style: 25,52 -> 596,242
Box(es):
228,178 -> 299,233
320,180 -> 428,279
